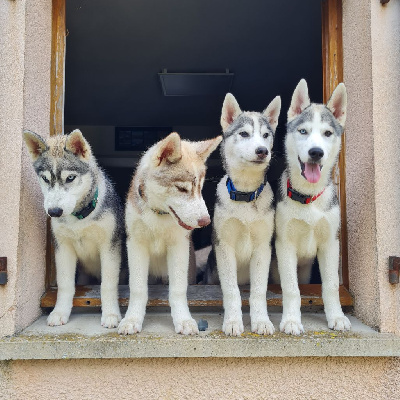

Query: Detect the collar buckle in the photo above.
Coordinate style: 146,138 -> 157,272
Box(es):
226,177 -> 265,202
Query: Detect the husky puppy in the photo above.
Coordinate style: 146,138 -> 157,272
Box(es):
23,130 -> 123,328
275,79 -> 351,335
118,132 -> 222,335
213,93 -> 281,336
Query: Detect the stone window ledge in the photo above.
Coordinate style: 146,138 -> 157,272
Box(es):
1,311 -> 400,360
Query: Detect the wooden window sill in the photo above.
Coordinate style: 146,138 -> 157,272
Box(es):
40,284 -> 353,308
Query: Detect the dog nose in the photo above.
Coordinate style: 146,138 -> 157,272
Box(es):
197,216 -> 211,227
308,147 -> 324,161
255,146 -> 268,159
48,207 -> 63,217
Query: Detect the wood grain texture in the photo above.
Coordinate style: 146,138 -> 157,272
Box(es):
321,0 -> 349,288
41,284 -> 354,308
46,0 -> 66,288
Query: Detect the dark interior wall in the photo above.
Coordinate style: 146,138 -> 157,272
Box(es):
65,0 -> 323,149
64,0 -> 323,281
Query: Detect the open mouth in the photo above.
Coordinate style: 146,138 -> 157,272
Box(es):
169,206 -> 194,231
298,157 -> 323,184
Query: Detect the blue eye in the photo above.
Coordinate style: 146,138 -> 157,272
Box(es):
239,132 -> 250,138
66,175 -> 76,183
298,128 -> 307,135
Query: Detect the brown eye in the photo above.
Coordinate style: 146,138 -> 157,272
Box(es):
239,131 -> 250,138
325,130 -> 333,137
175,185 -> 188,193
41,175 -> 50,184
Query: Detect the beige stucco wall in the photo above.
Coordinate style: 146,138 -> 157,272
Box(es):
344,0 -> 400,333
0,0 -> 51,336
1,357 -> 400,400
1,0 -> 400,399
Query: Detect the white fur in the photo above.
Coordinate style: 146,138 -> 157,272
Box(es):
23,130 -> 121,328
118,133 -> 221,335
214,95 -> 280,336
275,80 -> 351,335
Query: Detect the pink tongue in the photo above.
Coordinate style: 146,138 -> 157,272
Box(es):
304,162 -> 321,183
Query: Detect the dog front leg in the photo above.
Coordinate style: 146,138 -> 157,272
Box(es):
100,245 -> 122,328
276,239 -> 304,335
47,242 -> 77,326
167,238 -> 199,335
249,244 -> 274,335
318,239 -> 351,331
118,240 -> 150,335
216,243 -> 243,336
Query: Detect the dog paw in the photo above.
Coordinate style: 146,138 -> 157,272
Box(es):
251,319 -> 275,335
223,319 -> 244,336
47,311 -> 69,326
117,317 -> 143,335
328,315 -> 351,331
174,319 -> 199,335
280,319 -> 304,335
101,313 -> 122,329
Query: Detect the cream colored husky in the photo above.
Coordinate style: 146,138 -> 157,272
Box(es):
118,132 -> 222,335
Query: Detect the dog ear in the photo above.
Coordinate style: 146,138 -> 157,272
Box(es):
263,96 -> 281,133
327,83 -> 347,128
193,136 -> 223,161
221,93 -> 242,132
23,130 -> 48,161
288,79 -> 310,121
65,129 -> 92,161
155,132 -> 182,165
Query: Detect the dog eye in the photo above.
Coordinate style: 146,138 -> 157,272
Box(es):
325,130 -> 333,137
239,132 -> 250,138
41,176 -> 50,184
66,175 -> 76,183
175,185 -> 188,193
298,128 -> 307,135
263,132 -> 269,138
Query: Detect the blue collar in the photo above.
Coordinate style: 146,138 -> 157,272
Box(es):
226,177 -> 266,202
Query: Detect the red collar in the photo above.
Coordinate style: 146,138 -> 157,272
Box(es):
286,179 -> 325,204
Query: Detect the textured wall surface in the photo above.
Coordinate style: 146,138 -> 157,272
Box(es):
370,0 -> 400,333
1,1 -> 400,399
343,0 -> 380,329
343,0 -> 400,332
1,357 -> 400,400
0,0 -> 51,336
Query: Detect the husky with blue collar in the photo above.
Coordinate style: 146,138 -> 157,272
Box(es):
213,93 -> 281,336
23,129 -> 123,328
275,79 -> 351,335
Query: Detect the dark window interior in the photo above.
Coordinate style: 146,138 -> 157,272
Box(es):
64,0 -> 323,284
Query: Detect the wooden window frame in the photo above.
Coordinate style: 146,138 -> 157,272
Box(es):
41,0 -> 352,309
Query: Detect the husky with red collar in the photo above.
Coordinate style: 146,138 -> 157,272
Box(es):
213,93 -> 281,336
118,132 -> 221,335
275,79 -> 351,335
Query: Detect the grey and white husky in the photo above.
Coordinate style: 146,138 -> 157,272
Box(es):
213,93 -> 281,336
275,79 -> 351,335
118,132 -> 222,335
23,129 -> 123,328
